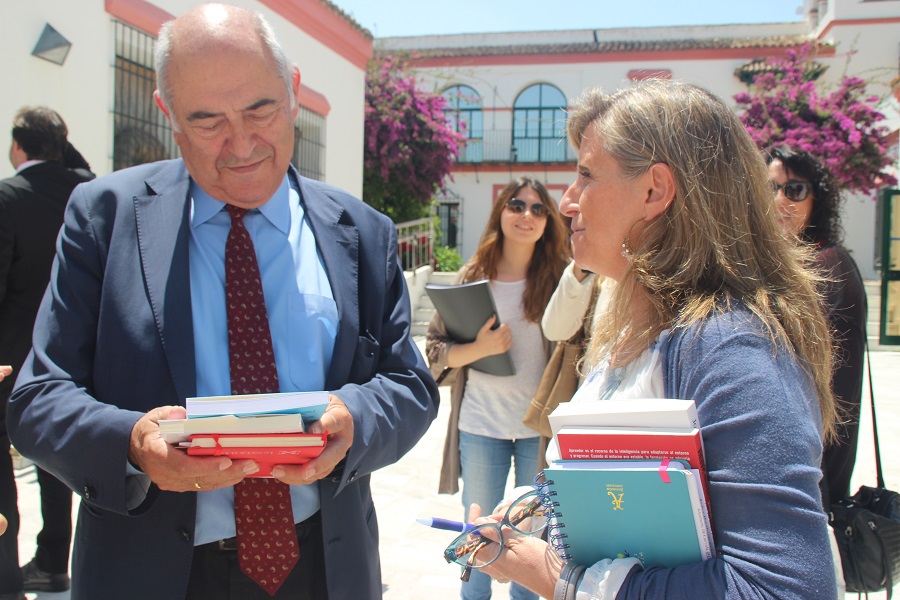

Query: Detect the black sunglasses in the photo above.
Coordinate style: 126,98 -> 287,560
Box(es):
505,198 -> 548,219
772,180 -> 812,203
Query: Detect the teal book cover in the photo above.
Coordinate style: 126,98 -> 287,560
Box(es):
544,460 -> 712,568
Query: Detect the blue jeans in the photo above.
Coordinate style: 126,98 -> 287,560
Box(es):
458,431 -> 540,600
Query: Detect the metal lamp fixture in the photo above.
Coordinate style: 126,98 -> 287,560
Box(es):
32,23 -> 72,66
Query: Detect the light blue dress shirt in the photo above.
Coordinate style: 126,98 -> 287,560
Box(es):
189,174 -> 338,545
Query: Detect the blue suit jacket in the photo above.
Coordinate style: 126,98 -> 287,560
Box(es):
8,159 -> 439,599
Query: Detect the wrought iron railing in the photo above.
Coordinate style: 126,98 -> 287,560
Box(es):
396,217 -> 434,272
456,129 -> 576,164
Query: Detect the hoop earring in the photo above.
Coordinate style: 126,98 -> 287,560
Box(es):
622,217 -> 643,259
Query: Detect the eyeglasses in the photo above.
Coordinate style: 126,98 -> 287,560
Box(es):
443,489 -> 549,582
505,198 -> 548,219
772,180 -> 812,202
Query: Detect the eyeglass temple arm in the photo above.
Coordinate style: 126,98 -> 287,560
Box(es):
459,541 -> 488,582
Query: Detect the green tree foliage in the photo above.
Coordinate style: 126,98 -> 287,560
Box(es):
735,44 -> 897,196
364,54 -> 464,222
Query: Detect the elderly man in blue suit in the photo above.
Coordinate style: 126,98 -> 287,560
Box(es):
7,4 -> 439,599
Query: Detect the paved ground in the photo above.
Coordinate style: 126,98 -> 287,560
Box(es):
13,342 -> 900,599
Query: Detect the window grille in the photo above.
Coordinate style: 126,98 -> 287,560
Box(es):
112,21 -> 178,171
442,85 -> 483,163
512,83 -> 568,163
293,107 -> 326,181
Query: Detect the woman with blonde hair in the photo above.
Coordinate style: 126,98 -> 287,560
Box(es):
426,176 -> 570,600
467,80 -> 837,599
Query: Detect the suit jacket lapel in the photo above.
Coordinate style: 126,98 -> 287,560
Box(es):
134,163 -> 197,403
294,171 -> 360,389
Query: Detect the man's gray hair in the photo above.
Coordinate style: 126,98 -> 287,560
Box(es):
154,9 -> 296,118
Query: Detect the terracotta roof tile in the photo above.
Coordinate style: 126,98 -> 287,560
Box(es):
734,57 -> 828,83
380,35 -> 828,59
317,0 -> 373,40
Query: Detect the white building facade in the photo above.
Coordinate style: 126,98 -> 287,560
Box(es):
0,0 -> 372,197
381,0 -> 900,279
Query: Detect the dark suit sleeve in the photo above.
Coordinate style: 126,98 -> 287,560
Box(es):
328,213 -> 439,493
0,185 -> 12,308
7,183 -> 145,515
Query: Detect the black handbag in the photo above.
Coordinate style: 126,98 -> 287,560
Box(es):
829,343 -> 900,598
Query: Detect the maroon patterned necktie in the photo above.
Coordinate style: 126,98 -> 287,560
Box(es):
225,205 -> 299,596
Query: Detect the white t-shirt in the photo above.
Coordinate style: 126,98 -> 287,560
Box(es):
458,279 -> 545,440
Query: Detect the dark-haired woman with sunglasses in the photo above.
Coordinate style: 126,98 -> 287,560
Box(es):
767,146 -> 867,522
426,176 -> 570,600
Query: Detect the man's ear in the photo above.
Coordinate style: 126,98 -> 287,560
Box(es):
9,140 -> 26,169
644,162 -> 676,221
291,66 -> 301,118
153,91 -> 171,120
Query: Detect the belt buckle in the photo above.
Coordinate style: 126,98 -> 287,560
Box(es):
217,537 -> 238,551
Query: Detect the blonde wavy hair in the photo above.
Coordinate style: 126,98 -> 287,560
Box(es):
569,80 -> 835,439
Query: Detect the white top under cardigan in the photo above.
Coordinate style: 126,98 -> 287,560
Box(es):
544,334 -> 667,599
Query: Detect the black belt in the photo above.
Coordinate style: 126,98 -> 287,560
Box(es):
204,511 -> 321,552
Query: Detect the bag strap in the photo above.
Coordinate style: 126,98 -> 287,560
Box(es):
864,339 -> 885,490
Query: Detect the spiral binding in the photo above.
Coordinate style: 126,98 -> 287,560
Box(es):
534,471 -> 572,560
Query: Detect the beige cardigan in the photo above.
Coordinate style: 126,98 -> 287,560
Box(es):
425,266 -> 553,494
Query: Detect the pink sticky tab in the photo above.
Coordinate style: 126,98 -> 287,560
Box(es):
658,458 -> 671,483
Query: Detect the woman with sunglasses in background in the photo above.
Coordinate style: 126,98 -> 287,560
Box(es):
426,176 -> 570,600
767,146 -> 867,518
465,81 -> 838,600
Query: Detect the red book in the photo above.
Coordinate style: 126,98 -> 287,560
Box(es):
556,425 -> 710,512
185,432 -> 327,477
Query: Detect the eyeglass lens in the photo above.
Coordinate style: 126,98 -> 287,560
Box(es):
772,181 -> 811,202
444,492 -> 548,569
506,198 -> 547,218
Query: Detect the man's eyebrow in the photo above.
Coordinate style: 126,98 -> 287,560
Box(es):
185,99 -> 279,123
245,98 -> 278,111
186,110 -> 221,122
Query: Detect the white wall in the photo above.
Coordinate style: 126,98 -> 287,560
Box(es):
0,0 -> 367,197
828,0 -> 900,21
0,0 -> 115,180
814,19 -> 900,278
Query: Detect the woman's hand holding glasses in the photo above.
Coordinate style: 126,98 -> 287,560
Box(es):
442,488 -> 562,595
447,490 -> 564,597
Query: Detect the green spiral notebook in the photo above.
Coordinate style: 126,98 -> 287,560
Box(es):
541,459 -> 713,568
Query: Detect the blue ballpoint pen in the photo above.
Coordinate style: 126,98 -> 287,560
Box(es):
416,517 -> 477,532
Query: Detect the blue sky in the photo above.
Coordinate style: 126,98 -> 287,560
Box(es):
334,0 -> 806,38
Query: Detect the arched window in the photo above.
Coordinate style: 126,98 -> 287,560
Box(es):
513,83 -> 567,162
443,85 -> 483,162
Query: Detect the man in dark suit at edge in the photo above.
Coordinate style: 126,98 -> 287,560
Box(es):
7,4 -> 439,599
0,107 -> 95,600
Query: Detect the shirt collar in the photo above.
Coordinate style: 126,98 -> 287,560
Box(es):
190,175 -> 292,235
16,159 -> 45,174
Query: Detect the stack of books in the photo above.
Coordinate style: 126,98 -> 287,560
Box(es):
539,399 -> 714,568
160,391 -> 330,477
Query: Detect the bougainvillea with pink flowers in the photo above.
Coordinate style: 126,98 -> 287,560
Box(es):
363,54 -> 464,222
735,43 -> 897,196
